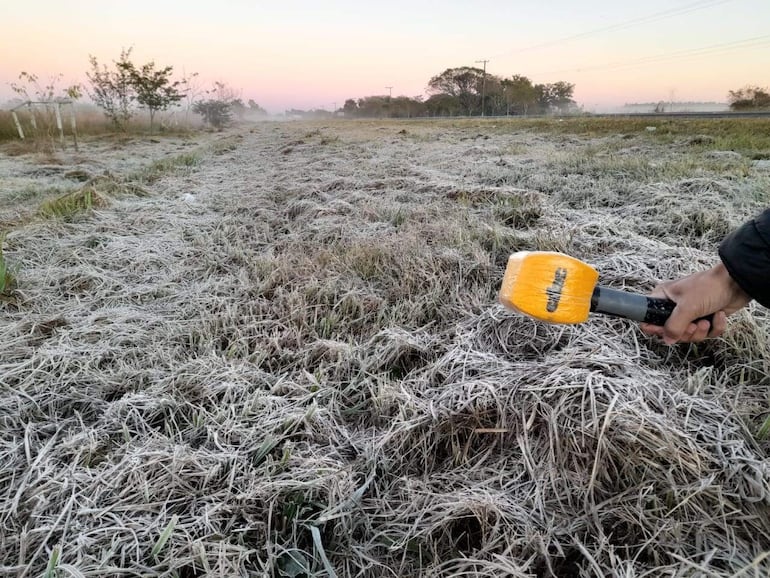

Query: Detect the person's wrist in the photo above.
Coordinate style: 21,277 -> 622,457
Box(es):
712,261 -> 750,305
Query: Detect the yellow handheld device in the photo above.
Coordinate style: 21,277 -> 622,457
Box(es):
498,251 -> 709,326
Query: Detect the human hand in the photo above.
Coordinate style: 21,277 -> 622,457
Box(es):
640,262 -> 751,345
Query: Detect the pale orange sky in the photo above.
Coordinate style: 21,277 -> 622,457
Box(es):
1,0 -> 768,113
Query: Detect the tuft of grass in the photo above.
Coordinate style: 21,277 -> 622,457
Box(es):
133,151 -> 201,184
151,515 -> 178,560
210,135 -> 243,155
757,416 -> 770,440
344,243 -> 395,281
4,184 -> 75,204
0,111 -> 18,142
0,233 -> 16,300
493,194 -> 542,228
4,176 -> 149,231
43,545 -> 61,578
38,186 -> 106,220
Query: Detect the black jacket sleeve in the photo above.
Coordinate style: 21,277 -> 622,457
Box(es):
719,209 -> 770,308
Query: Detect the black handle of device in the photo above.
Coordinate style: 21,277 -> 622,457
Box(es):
591,286 -> 714,327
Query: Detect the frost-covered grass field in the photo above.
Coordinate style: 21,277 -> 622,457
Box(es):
2,118 -> 770,577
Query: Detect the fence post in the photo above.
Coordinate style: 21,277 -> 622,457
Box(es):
69,105 -> 79,151
55,103 -> 65,145
27,103 -> 38,133
11,111 -> 25,139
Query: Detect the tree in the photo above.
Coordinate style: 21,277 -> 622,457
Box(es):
180,71 -> 203,124
728,86 -> 770,110
480,75 -> 504,116
501,75 -> 538,115
427,67 -> 486,115
229,98 -> 247,121
338,95 -> 424,118
357,95 -> 389,117
534,81 -> 576,114
425,66 -> 577,116
247,100 -> 268,116
87,48 -> 136,130
192,100 -> 232,129
128,61 -> 184,132
208,81 -> 240,103
548,81 -> 577,113
192,82 -> 241,129
87,49 -> 187,131
390,95 -> 424,118
342,99 -> 358,117
424,93 -> 463,117
9,72 -> 82,144
10,72 -> 81,103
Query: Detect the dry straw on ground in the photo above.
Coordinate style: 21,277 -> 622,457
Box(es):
2,120 -> 770,577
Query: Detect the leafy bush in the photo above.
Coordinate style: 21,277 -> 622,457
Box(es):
87,49 -> 136,130
192,100 -> 232,129
87,48 -> 185,131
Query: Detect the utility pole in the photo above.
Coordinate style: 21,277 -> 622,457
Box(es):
385,87 -> 393,118
475,60 -> 489,117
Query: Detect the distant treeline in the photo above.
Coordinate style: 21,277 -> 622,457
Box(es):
7,50 -> 769,128
288,71 -> 770,119
333,67 -> 578,119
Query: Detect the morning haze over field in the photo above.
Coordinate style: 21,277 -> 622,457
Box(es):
1,0 -> 768,113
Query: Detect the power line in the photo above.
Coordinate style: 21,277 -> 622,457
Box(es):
530,34 -> 770,76
488,0 -> 734,58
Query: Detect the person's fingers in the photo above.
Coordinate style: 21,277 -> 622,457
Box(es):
662,304 -> 696,345
640,265 -> 747,344
639,322 -> 663,337
663,334 -> 679,345
645,311 -> 727,344
643,284 -> 693,344
707,311 -> 727,339
688,319 -> 712,343
675,315 -> 726,343
677,322 -> 699,342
